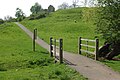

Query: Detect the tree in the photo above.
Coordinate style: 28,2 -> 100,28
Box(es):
4,16 -> 14,22
88,0 -> 98,7
58,2 -> 69,10
0,18 -> 4,24
48,5 -> 55,13
84,0 -> 87,7
96,0 -> 120,59
72,0 -> 79,8
30,2 -> 42,14
15,8 -> 25,21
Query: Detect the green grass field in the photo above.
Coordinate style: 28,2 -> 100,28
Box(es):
101,60 -> 120,72
21,8 -> 120,73
21,8 -> 104,53
0,23 -> 87,80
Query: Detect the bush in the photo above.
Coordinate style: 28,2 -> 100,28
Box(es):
29,12 -> 47,20
0,19 -> 4,24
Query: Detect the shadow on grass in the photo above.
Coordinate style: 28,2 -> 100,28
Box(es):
40,51 -> 49,54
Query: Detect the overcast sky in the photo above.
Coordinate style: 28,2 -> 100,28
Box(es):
0,0 -> 86,19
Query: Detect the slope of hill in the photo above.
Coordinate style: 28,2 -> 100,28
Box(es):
0,23 -> 87,80
21,7 -> 120,74
21,7 -> 103,53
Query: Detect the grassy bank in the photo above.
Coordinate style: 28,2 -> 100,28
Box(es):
0,23 -> 87,80
21,8 -> 103,53
21,8 -> 120,73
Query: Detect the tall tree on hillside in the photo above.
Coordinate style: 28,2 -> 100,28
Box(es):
30,2 -> 42,14
4,16 -> 13,22
15,8 -> 25,21
0,18 -> 4,24
58,2 -> 69,9
72,0 -> 79,8
84,0 -> 88,7
88,0 -> 97,7
48,5 -> 55,13
96,0 -> 120,59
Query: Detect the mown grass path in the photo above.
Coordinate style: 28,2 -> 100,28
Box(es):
15,22 -> 120,80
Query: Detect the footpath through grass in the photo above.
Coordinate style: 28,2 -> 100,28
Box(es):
0,23 -> 87,80
21,8 -> 102,53
21,8 -> 120,73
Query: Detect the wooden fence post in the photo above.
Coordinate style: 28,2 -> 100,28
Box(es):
33,29 -> 36,52
86,40 -> 88,56
54,39 -> 56,58
59,39 -> 63,64
78,37 -> 81,54
95,38 -> 99,60
35,28 -> 37,39
50,37 -> 53,57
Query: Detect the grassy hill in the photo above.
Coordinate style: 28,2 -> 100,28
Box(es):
21,8 -> 103,53
21,7 -> 120,73
0,23 -> 87,80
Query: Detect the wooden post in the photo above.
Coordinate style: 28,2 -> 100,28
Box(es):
86,40 -> 88,56
35,28 -> 37,39
33,29 -> 36,52
95,38 -> 99,60
50,37 -> 53,57
59,39 -> 63,64
54,39 -> 56,58
78,37 -> 81,54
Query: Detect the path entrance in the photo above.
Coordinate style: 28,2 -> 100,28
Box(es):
15,22 -> 120,80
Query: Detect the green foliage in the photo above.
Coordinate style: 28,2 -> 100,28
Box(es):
4,16 -> 16,22
0,19 -> 4,24
58,2 -> 69,10
0,23 -> 87,80
101,59 -> 120,73
30,2 -> 42,14
96,0 -> 120,44
48,5 -> 55,13
29,3 -> 49,20
15,8 -> 25,21
28,11 -> 47,20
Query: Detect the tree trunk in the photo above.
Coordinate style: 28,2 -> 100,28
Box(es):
98,43 -> 111,57
106,44 -> 120,60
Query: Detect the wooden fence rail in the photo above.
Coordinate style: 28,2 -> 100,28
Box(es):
50,37 -> 63,64
78,37 -> 99,60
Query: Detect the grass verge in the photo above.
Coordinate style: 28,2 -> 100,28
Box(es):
0,22 -> 87,80
20,8 -> 120,73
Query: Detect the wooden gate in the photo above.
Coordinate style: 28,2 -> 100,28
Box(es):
78,37 -> 99,60
50,37 -> 63,63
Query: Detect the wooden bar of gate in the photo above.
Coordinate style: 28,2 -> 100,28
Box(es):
50,37 -> 53,57
50,37 -> 63,64
78,37 -> 99,60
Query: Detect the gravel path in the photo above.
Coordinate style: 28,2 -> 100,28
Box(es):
15,22 -> 120,80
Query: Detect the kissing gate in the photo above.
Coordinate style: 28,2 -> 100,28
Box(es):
50,37 -> 63,64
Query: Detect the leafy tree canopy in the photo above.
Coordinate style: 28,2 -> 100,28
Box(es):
48,5 -> 55,13
30,2 -> 43,14
15,8 -> 25,21
96,0 -> 120,44
58,2 -> 69,10
0,18 -> 4,24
